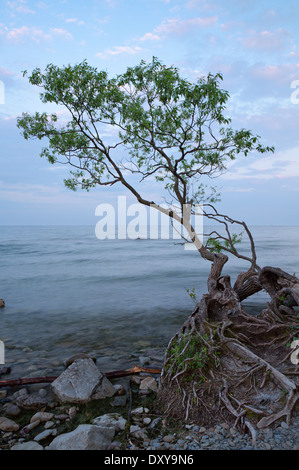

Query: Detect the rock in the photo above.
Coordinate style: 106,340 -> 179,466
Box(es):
139,356 -> 150,366
131,406 -> 145,415
110,395 -> 127,407
163,434 -> 175,443
0,299 -> 5,308
25,420 -> 41,431
114,384 -> 126,396
93,413 -> 127,432
15,393 -> 48,410
4,404 -> 21,417
34,429 -> 55,442
143,417 -> 152,425
30,412 -> 54,423
44,421 -> 55,429
63,353 -> 97,368
51,358 -> 115,403
48,424 -> 113,450
139,376 -> 158,392
0,417 -> 20,432
11,441 -> 44,450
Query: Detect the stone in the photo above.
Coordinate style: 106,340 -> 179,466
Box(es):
64,353 -> 97,368
25,420 -> 41,431
44,421 -> 55,429
131,406 -> 144,415
51,358 -> 115,403
34,429 -> 55,442
0,299 -> 5,308
48,424 -> 113,450
139,356 -> 150,366
93,413 -> 127,432
11,441 -> 44,450
30,412 -> 54,423
139,376 -> 158,392
163,434 -> 175,443
0,417 -> 20,432
14,392 -> 48,410
110,395 -> 127,407
4,404 -> 21,417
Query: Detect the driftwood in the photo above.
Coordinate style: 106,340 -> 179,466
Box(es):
0,365 -> 162,388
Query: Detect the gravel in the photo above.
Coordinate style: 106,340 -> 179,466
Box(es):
141,416 -> 299,451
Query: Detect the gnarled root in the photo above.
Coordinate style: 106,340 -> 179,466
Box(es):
158,271 -> 299,440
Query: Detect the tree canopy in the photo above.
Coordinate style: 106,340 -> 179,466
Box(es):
17,57 -> 274,266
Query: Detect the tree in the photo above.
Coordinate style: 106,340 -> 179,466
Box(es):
17,58 -> 299,441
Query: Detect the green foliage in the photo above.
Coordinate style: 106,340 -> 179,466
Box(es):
206,231 -> 244,253
166,332 -> 221,382
17,57 -> 275,240
186,287 -> 198,304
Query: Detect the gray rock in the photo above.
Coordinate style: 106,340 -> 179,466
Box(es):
48,424 -> 113,450
0,416 -> 20,432
4,404 -> 22,417
93,413 -> 127,432
51,358 -> 115,403
11,441 -> 44,450
34,429 -> 55,442
139,356 -> 150,366
64,353 -> 96,368
30,412 -> 54,423
14,392 -> 48,410
139,376 -> 158,392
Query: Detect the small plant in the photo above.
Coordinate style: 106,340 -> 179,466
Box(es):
186,287 -> 198,304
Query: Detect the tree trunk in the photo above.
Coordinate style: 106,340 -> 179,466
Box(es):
157,264 -> 299,440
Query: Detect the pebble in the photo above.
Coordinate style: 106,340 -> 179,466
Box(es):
34,429 -> 56,442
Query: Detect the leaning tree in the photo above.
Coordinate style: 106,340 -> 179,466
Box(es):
17,58 -> 299,442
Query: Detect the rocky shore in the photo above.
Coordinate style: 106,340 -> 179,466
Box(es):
1,350 -> 298,451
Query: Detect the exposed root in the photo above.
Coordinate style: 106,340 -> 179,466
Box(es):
158,276 -> 299,437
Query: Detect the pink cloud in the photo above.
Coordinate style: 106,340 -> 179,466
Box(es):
154,16 -> 218,37
243,28 -> 291,52
5,25 -> 72,43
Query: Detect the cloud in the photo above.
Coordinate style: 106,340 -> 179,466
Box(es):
243,28 -> 291,52
222,146 -> 299,181
5,25 -> 72,43
6,0 -> 35,14
96,45 -> 144,58
49,28 -> 73,40
153,16 -> 218,37
140,32 -> 161,42
65,18 -> 85,26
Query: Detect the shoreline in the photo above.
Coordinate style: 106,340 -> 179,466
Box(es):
1,351 -> 298,451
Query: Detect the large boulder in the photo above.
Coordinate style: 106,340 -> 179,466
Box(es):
51,358 -> 115,403
48,424 -> 114,450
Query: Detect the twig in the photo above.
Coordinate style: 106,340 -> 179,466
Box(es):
0,365 -> 162,388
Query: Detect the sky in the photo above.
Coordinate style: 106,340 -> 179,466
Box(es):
0,0 -> 299,226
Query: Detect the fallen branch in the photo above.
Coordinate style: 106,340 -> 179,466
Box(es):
0,365 -> 162,388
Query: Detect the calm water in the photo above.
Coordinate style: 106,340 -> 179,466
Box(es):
0,225 -> 298,378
